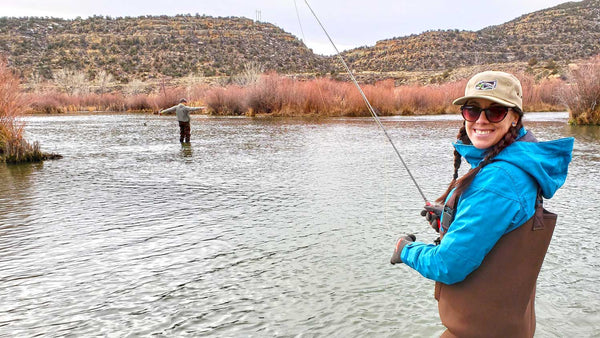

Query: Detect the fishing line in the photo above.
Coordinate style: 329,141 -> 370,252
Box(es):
303,0 -> 428,203
293,0 -> 306,42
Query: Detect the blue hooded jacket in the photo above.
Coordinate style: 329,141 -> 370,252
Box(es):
400,128 -> 574,284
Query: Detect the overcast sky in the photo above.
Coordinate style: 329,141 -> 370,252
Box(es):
0,0 -> 575,55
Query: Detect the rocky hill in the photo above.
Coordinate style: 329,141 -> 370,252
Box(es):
342,0 -> 600,74
0,0 -> 599,84
0,14 -> 331,82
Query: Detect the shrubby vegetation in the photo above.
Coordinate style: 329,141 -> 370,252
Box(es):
6,55 -> 600,127
20,63 -> 582,118
0,58 -> 60,163
559,55 -> 600,125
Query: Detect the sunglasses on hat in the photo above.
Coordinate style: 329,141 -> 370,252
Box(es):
460,105 -> 511,123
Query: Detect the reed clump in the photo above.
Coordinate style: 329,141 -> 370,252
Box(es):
559,55 -> 600,125
0,57 -> 61,164
1,139 -> 61,164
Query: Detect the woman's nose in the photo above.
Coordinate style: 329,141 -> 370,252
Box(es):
476,109 -> 490,123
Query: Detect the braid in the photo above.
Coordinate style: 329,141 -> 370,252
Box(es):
436,118 -> 523,204
436,124 -> 468,203
452,125 -> 468,180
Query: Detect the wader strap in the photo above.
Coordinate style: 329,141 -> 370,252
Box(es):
440,190 -> 459,234
440,186 -> 544,233
532,188 -> 545,231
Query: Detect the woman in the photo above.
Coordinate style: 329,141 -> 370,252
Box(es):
390,71 -> 573,337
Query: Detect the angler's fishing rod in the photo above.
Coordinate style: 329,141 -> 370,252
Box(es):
303,0 -> 428,203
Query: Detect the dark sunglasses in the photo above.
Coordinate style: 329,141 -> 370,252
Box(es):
460,105 -> 511,123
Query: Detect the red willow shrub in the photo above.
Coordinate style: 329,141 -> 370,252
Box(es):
0,57 -> 58,163
0,57 -> 27,148
520,74 -> 566,112
559,55 -> 600,124
151,87 -> 186,111
203,73 -> 564,117
21,68 -> 575,117
204,86 -> 247,116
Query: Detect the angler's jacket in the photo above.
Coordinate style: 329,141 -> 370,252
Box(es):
401,128 -> 574,285
162,103 -> 203,122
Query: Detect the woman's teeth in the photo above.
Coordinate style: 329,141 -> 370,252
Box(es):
474,129 -> 492,135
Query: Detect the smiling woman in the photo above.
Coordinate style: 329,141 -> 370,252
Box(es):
391,71 -> 574,337
461,100 -> 519,149
455,72 -> 524,150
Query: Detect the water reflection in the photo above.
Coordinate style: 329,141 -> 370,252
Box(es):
0,162 -> 42,217
565,124 -> 600,141
180,143 -> 193,158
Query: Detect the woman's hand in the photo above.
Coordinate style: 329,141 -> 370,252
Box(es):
390,234 -> 416,265
421,202 -> 443,233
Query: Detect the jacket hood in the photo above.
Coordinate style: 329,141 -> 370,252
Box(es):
454,128 -> 574,199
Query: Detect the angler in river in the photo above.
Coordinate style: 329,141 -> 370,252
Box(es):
159,98 -> 204,144
390,71 -> 574,337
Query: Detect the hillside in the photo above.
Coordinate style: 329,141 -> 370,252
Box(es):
0,0 -> 599,85
342,0 -> 600,75
0,15 -> 331,82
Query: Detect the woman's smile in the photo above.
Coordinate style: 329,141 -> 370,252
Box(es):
465,98 -> 518,149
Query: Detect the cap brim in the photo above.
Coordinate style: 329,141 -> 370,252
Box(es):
452,95 -> 517,107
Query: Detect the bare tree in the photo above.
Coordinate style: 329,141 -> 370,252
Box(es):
53,69 -> 89,95
95,70 -> 115,94
124,79 -> 147,96
233,62 -> 264,86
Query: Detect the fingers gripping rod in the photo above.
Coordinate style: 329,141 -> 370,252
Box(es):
303,0 -> 428,203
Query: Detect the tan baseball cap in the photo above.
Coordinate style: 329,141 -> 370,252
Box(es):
453,71 -> 523,111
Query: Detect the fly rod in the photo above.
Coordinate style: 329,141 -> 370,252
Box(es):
303,0 -> 428,203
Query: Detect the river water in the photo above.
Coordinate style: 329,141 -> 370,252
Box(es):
1,112 -> 598,337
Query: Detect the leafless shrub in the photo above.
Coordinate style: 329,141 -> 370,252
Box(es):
558,55 -> 600,124
53,68 -> 90,95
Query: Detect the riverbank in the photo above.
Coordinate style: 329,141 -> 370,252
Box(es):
14,55 -> 600,124
24,72 -> 567,117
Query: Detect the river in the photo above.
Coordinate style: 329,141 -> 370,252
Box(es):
1,112 -> 598,337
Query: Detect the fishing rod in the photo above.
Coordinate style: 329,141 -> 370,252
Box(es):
303,0 -> 428,203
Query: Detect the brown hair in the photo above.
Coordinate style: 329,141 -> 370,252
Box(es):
436,109 -> 523,204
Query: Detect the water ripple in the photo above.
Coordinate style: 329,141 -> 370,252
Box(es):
0,113 -> 596,336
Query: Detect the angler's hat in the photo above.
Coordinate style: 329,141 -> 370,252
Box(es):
179,98 -> 188,103
453,71 -> 523,111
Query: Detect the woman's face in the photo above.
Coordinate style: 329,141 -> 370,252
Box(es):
464,98 -> 520,149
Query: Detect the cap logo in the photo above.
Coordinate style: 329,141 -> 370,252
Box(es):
475,80 -> 497,91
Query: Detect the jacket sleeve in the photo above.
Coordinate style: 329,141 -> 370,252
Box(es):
400,165 -> 534,284
162,105 -> 177,113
